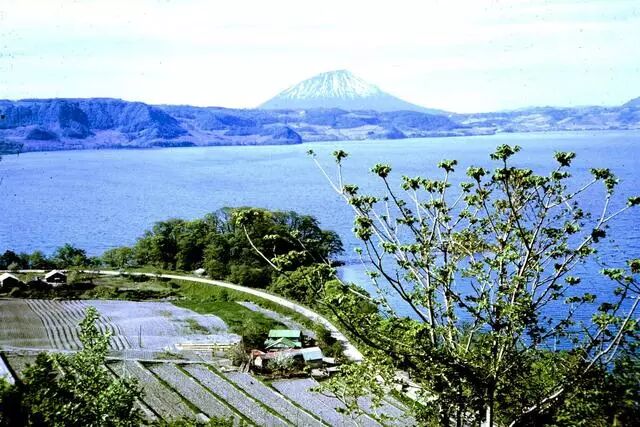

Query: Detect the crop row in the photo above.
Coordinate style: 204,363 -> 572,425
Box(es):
224,372 -> 325,427
0,300 -> 50,349
63,300 -> 132,350
48,300 -> 132,350
109,360 -> 195,421
40,357 -> 412,426
25,299 -> 83,350
272,378 -> 381,427
25,300 -> 132,351
356,396 -> 413,427
184,364 -> 289,427
86,299 -> 238,351
147,363 -> 237,421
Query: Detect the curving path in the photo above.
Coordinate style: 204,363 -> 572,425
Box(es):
78,270 -> 364,362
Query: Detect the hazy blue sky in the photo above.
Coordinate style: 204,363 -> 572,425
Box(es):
1,0 -> 638,112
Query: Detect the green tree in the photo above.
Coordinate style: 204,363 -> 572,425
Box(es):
101,247 -> 135,269
52,243 -> 90,268
17,307 -> 142,426
312,322 -> 344,358
118,207 -> 342,290
0,377 -> 23,426
240,321 -> 271,349
269,352 -> 297,376
0,250 -> 26,270
302,146 -> 640,426
176,219 -> 212,271
27,251 -> 53,269
226,342 -> 250,367
203,234 -> 231,279
269,264 -> 334,306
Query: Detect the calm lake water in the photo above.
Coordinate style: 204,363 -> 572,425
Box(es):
1,131 -> 639,316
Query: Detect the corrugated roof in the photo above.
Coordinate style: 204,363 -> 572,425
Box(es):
264,337 -> 302,349
299,346 -> 324,361
262,346 -> 324,361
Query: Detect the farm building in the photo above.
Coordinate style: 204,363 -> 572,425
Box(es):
296,347 -> 324,367
252,346 -> 324,369
0,272 -> 23,289
44,270 -> 67,285
264,329 -> 303,350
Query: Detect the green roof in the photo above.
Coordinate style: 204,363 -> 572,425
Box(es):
264,337 -> 302,349
268,329 -> 302,339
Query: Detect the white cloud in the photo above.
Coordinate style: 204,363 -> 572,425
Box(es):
1,0 -> 638,111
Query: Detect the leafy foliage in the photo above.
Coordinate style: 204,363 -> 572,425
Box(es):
312,322 -> 344,359
102,208 -> 342,289
269,264 -> 334,306
305,146 -> 640,426
0,244 -> 94,270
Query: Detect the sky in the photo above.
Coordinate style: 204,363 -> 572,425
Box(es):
0,0 -> 639,113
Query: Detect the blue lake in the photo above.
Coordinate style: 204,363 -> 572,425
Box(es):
1,130 -> 639,317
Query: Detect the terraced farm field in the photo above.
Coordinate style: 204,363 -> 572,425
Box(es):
4,356 -> 413,426
224,372 -> 325,427
0,298 -> 240,352
185,364 -> 290,426
109,360 -> 196,421
1,298 -> 413,426
272,378 -> 414,427
147,363 -> 236,421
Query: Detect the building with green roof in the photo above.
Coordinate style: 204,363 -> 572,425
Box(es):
264,329 -> 303,350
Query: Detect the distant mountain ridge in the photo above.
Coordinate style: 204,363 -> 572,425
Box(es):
260,70 -> 445,114
0,95 -> 639,153
623,96 -> 640,108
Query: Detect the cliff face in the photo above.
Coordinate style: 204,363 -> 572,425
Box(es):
0,99 -> 187,149
0,97 -> 639,153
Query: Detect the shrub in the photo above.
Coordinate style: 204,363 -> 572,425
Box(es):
226,343 -> 249,367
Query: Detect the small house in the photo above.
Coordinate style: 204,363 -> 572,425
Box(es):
44,270 -> 67,285
26,277 -> 50,290
0,272 -> 23,290
264,329 -> 303,350
193,268 -> 206,276
297,346 -> 324,368
253,346 -> 325,370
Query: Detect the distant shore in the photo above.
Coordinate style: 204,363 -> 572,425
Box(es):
1,97 -> 638,154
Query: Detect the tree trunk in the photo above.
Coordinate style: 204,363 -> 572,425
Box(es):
439,403 -> 450,427
484,383 -> 495,427
456,383 -> 463,427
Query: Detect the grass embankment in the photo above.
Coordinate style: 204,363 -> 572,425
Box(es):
174,283 -> 281,335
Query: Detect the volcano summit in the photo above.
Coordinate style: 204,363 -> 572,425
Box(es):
260,70 -> 441,113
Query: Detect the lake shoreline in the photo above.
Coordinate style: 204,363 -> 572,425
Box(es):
1,128 -> 636,156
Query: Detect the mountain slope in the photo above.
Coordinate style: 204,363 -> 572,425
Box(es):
260,70 -> 444,114
1,95 -> 639,153
623,97 -> 640,109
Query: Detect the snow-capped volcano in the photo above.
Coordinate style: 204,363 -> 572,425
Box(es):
273,70 -> 382,99
260,70 -> 441,113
